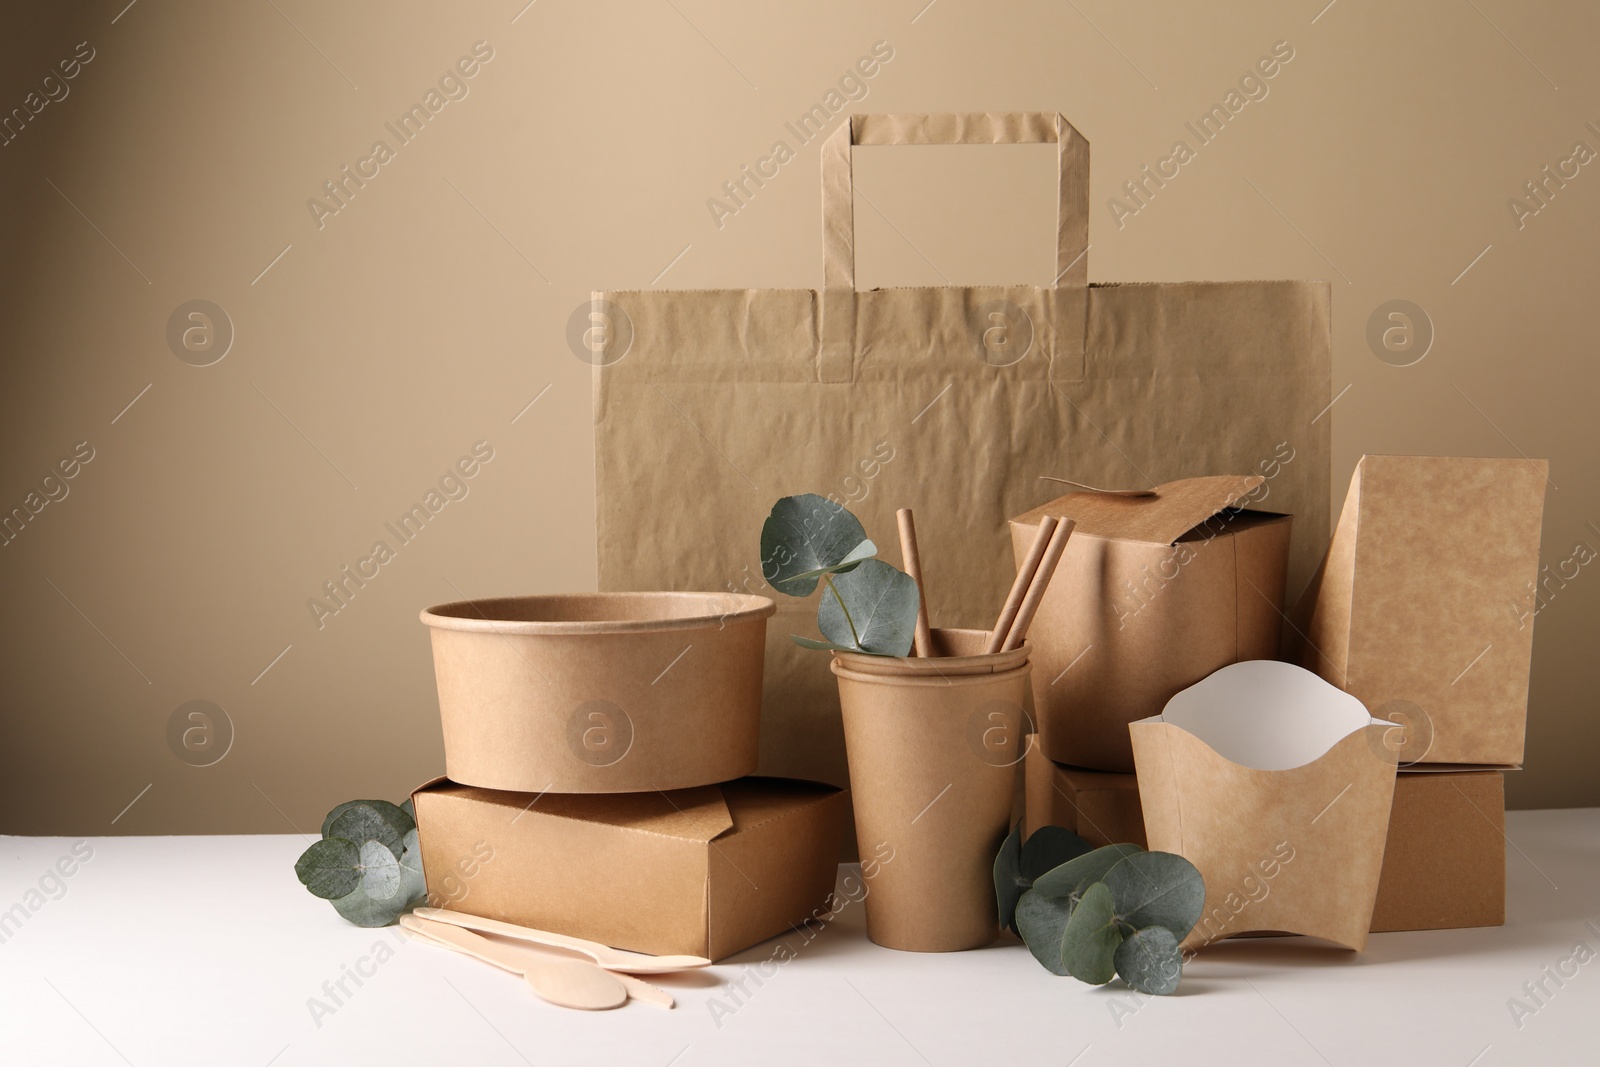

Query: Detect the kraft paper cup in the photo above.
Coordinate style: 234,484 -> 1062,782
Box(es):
421,592 -> 774,793
833,627 -> 1032,677
832,655 -> 1031,952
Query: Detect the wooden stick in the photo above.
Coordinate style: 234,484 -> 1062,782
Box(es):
986,515 -> 1059,654
1002,518 -> 1075,652
896,508 -> 934,657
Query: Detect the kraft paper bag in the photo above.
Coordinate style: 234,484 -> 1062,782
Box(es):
1129,660 -> 1398,953
594,112 -> 1332,808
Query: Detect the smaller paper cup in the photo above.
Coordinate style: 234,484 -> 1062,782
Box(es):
832,655 -> 1031,951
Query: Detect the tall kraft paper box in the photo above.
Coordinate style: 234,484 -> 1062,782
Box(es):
1289,455 -> 1548,767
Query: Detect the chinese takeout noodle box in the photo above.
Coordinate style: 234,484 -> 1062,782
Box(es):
831,646 -> 1030,952
1288,455 -> 1548,767
410,775 -> 846,961
1129,660 -> 1398,952
1010,474 -> 1291,772
420,592 -> 774,793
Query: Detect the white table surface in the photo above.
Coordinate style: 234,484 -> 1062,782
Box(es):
3,808 -> 1596,1066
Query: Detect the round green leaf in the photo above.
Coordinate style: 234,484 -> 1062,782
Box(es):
994,824 -> 1025,933
359,840 -> 402,901
1114,925 -> 1183,995
328,804 -> 407,859
295,837 -> 362,900
818,560 -> 918,656
1061,881 -> 1122,985
1021,825 -> 1094,882
330,885 -> 405,928
761,495 -> 876,596
1103,851 -> 1206,939
1014,889 -> 1073,976
397,828 -> 427,906
1031,843 -> 1144,900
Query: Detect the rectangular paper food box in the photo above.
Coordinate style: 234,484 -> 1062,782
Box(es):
411,776 -> 846,961
1010,474 -> 1292,772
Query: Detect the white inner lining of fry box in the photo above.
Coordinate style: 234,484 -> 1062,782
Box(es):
1137,660 -> 1395,771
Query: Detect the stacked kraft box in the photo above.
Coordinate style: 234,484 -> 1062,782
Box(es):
1019,457 -> 1548,934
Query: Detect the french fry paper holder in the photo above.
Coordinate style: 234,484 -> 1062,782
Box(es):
1129,660 -> 1399,952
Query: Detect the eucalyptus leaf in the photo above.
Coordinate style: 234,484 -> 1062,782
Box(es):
294,837 -> 362,900
398,829 -> 427,905
1103,851 -> 1206,939
1021,825 -> 1094,882
328,804 -> 407,860
321,799 -> 414,841
1114,926 -> 1183,996
1014,889 -> 1074,976
790,635 -> 857,652
330,885 -> 403,928
359,840 -> 402,901
1061,881 -> 1122,985
400,798 -> 416,821
320,801 -> 367,838
994,824 -> 1025,932
761,495 -> 875,596
1030,843 -> 1144,900
817,559 -> 919,656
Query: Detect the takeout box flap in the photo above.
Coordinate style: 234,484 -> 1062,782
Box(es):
415,779 -> 735,841
1012,474 -> 1267,545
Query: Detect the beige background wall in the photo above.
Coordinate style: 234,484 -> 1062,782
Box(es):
1,0 -> 1595,835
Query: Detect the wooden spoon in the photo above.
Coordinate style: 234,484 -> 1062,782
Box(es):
403,920 -> 674,1009
414,907 -> 712,973
400,914 -> 627,1010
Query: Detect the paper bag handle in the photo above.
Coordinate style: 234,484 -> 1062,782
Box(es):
820,112 -> 1091,291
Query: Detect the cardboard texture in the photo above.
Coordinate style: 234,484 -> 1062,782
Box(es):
410,776 -> 846,961
1372,770 -> 1506,933
420,592 -> 773,793
831,655 -> 1029,951
1024,750 -> 1505,934
1129,661 -> 1398,952
593,112 -> 1332,817
1022,744 -> 1146,848
1289,455 -> 1548,767
1011,475 -> 1293,772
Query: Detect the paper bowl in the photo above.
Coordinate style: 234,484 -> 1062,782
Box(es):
421,592 -> 774,793
831,657 -> 1031,951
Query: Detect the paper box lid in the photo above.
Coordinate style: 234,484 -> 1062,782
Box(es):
1289,454 -> 1548,767
1012,474 -> 1269,545
411,776 -> 846,960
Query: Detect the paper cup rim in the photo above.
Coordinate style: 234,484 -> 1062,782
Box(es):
833,628 -> 1030,674
830,658 -> 1032,687
420,592 -> 775,635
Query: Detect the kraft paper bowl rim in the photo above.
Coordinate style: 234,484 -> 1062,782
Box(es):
420,592 -> 776,635
830,658 -> 1032,687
